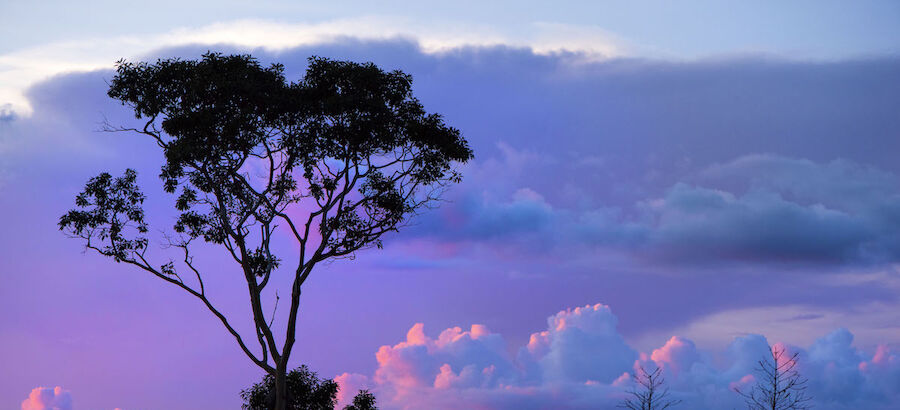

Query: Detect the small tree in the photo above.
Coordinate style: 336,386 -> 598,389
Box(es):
59,53 -> 472,410
242,365 -> 338,410
342,390 -> 377,410
618,366 -> 681,410
734,346 -> 812,410
241,365 -> 377,410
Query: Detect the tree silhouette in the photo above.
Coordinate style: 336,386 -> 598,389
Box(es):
734,346 -> 812,410
242,365 -> 338,410
241,365 -> 377,410
342,390 -> 377,410
618,366 -> 681,410
59,52 -> 472,410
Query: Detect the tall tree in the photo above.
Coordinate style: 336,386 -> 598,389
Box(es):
618,366 -> 681,410
59,53 -> 472,410
734,346 -> 812,410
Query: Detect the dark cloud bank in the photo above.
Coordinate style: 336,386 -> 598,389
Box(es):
11,40 -> 900,269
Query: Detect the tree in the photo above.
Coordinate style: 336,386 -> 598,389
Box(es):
59,53 -> 472,410
733,345 -> 812,410
240,365 -> 377,410
618,366 -> 682,410
342,390 -> 377,410
241,365 -> 339,410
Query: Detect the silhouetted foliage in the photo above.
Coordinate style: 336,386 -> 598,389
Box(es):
342,390 -> 377,410
241,366 -> 377,410
618,366 -> 681,410
242,365 -> 338,410
59,52 -> 471,410
734,346 -> 812,410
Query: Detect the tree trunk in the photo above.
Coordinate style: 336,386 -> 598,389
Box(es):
273,363 -> 288,410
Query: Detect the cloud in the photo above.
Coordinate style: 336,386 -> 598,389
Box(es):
655,154 -> 900,263
364,305 -> 633,409
0,104 -> 16,122
21,387 -> 72,410
459,188 -> 557,242
646,336 -> 702,379
642,182 -> 876,263
2,35 -> 899,409
335,372 -> 372,409
658,298 -> 900,351
344,303 -> 900,409
700,154 -> 899,211
410,153 -> 900,267
0,18 -> 623,116
373,322 -> 518,397
8,39 -> 900,270
519,304 -> 636,384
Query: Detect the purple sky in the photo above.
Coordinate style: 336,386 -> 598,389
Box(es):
3,35 -> 900,409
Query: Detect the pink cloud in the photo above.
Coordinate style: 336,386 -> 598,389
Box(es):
374,322 -> 514,401
21,387 -> 72,410
649,336 -> 701,377
729,374 -> 755,392
335,372 -> 371,409
349,304 -> 900,409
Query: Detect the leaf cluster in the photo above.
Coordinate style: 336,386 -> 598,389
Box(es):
58,169 -> 148,262
98,52 -> 473,267
240,366 -> 378,410
241,365 -> 339,410
343,390 -> 377,410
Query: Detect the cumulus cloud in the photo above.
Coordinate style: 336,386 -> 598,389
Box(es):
373,322 -> 518,395
519,304 -> 636,384
21,387 -> 72,410
343,303 -> 900,410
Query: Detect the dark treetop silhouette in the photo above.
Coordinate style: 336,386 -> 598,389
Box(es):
242,365 -> 340,410
59,52 -> 472,410
241,364 -> 377,410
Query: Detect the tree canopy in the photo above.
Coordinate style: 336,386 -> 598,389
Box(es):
60,52 -> 472,410
241,365 -> 377,410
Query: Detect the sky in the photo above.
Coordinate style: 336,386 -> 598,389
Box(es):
2,1 -> 900,409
